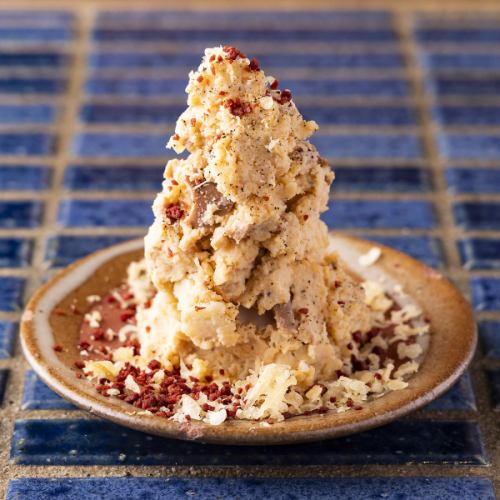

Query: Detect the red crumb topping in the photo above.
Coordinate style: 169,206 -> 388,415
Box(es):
223,46 -> 246,61
298,307 -> 309,315
274,89 -> 292,105
225,98 -> 252,117
165,204 -> 184,223
53,345 -> 63,352
270,79 -> 279,90
248,57 -> 260,71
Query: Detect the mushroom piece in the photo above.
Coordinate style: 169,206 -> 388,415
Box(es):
186,181 -> 234,228
273,302 -> 297,331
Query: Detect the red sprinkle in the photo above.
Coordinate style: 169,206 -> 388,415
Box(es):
274,89 -> 292,104
225,98 -> 252,117
53,345 -> 63,352
74,360 -> 85,369
165,204 -> 184,223
248,57 -> 260,71
270,79 -> 279,90
223,46 -> 246,61
298,308 -> 309,315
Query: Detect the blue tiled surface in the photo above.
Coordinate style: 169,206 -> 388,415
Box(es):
0,238 -> 32,267
313,135 -> 421,159
0,277 -> 25,312
0,165 -> 52,191
0,201 -> 43,228
0,133 -> 55,155
435,106 -> 500,126
0,104 -> 56,124
1,7 -> 499,496
58,199 -> 152,227
0,53 -> 68,67
0,78 -> 66,95
429,76 -> 500,97
6,477 -> 496,500
470,277 -> 500,312
45,235 -> 134,267
64,165 -> 162,191
22,372 -> 74,411
363,235 -> 443,268
480,321 -> 500,359
459,239 -> 500,270
446,168 -> 500,194
11,419 -> 487,465
486,370 -> 500,410
0,321 -> 16,359
439,134 -> 500,161
323,200 -> 435,229
454,202 -> 500,231
333,167 -> 430,193
72,133 -> 169,158
0,369 -> 8,405
425,373 -> 476,411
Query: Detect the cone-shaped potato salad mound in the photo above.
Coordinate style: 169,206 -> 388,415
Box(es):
80,47 -> 429,424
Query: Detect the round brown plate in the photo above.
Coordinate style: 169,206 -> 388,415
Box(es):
20,235 -> 476,445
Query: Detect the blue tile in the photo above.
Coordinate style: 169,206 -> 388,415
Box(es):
0,201 -> 43,228
423,53 -> 500,70
72,133 -> 170,158
95,10 -> 391,24
0,133 -> 55,156
361,235 -> 443,268
64,165 -> 162,191
58,200 -> 152,227
0,27 -> 72,42
323,200 -> 435,229
89,52 -> 404,70
45,235 -> 133,267
0,104 -> 56,124
453,202 -> 500,230
446,168 -> 500,194
80,103 -> 185,125
0,53 -> 68,67
0,277 -> 25,311
479,321 -> 500,359
471,277 -> 500,311
486,370 -> 500,410
0,369 -> 8,404
0,78 -> 66,95
439,134 -> 500,160
333,167 -> 430,193
85,77 -> 409,98
85,77 -> 187,97
10,419 -> 487,465
302,106 -> 415,126
22,371 -> 75,410
6,477 -> 496,500
0,321 -> 16,359
313,135 -> 421,159
434,106 -> 500,126
0,165 -> 52,191
92,28 -> 397,43
0,238 -> 33,267
459,239 -> 500,270
429,76 -> 500,97
425,373 -> 476,411
417,28 -> 500,43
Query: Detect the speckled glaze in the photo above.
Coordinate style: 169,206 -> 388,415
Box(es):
20,235 -> 476,445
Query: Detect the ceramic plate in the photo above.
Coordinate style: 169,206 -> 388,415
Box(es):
21,235 -> 476,445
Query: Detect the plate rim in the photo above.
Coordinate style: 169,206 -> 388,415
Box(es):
20,234 -> 477,445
